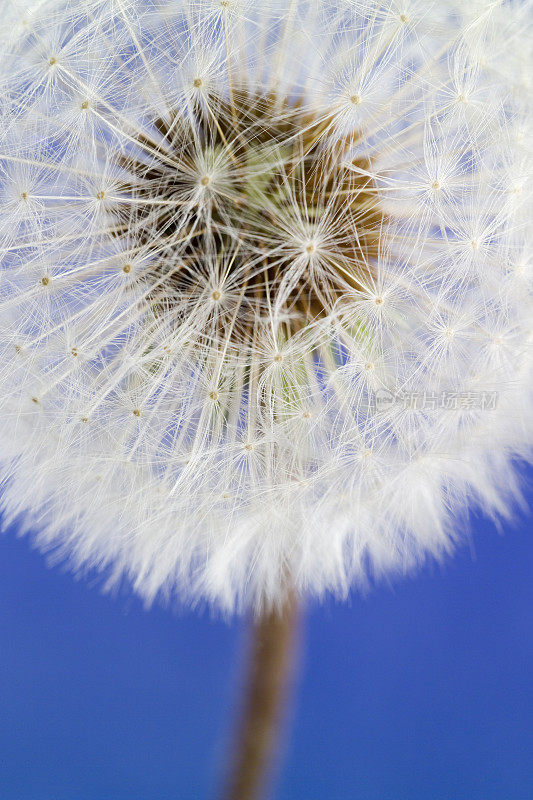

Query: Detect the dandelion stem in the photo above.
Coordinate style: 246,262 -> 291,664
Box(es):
221,592 -> 300,800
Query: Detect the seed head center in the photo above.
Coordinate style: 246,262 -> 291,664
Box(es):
117,90 -> 383,343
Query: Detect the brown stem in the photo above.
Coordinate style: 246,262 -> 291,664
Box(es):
221,592 -> 300,800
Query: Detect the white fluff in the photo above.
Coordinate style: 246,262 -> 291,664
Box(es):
0,0 -> 531,613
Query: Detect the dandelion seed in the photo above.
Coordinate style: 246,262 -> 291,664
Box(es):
0,0 -> 530,620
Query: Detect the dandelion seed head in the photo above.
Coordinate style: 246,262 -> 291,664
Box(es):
0,0 -> 531,613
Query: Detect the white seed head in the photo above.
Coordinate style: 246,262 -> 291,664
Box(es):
0,0 -> 532,613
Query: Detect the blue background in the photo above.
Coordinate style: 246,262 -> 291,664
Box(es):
1,465 -> 532,800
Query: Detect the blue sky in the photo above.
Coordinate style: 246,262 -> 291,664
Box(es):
1,464 -> 532,800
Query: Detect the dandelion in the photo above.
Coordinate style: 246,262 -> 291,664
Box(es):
0,0 -> 532,795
